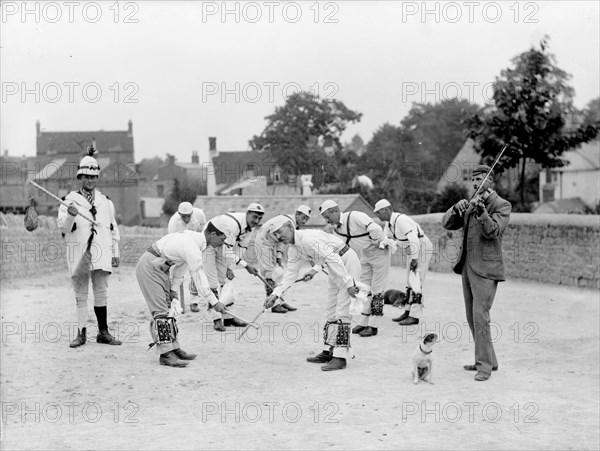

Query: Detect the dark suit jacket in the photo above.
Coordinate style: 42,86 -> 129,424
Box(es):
441,191 -> 512,281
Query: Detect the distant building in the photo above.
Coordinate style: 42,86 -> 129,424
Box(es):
537,139 -> 600,211
1,121 -> 141,225
437,138 -> 539,195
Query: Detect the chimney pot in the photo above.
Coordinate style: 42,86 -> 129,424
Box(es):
209,137 -> 217,152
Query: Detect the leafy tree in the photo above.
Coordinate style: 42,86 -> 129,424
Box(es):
582,97 -> 600,128
162,178 -> 202,215
431,183 -> 470,213
343,134 -> 366,155
249,92 -> 362,186
136,156 -> 164,181
467,37 -> 599,204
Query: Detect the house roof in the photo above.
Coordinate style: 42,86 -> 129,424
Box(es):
533,197 -> 588,214
218,176 -> 268,195
37,130 -> 133,155
554,139 -> 600,172
193,194 -> 375,227
211,150 -> 277,186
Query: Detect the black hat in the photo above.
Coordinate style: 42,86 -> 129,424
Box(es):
472,164 -> 492,177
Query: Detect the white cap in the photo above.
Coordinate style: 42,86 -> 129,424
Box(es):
178,202 -> 194,215
270,215 -> 294,233
77,156 -> 101,177
296,205 -> 311,217
247,202 -> 265,214
319,200 -> 338,215
373,199 -> 392,212
209,216 -> 236,246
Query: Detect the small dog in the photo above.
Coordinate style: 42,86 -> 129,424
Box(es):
412,333 -> 437,384
383,289 -> 406,307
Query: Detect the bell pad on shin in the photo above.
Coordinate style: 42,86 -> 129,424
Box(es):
324,320 -> 351,348
371,294 -> 384,316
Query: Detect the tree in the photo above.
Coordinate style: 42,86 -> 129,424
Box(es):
582,97 -> 600,128
162,178 -> 202,215
343,134 -> 366,155
400,99 -> 480,174
136,156 -> 164,182
249,92 -> 362,186
467,37 -> 599,204
431,184 -> 470,213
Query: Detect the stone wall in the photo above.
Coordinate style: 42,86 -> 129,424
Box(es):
390,213 -> 600,289
1,213 -> 599,288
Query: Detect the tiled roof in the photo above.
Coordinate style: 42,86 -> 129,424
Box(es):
193,194 -> 375,227
37,130 -> 133,155
211,151 -> 277,185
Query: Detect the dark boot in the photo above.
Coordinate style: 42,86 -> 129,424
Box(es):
359,326 -> 378,337
398,317 -> 419,326
271,305 -> 287,314
392,310 -> 410,322
321,357 -> 347,371
352,325 -> 367,334
223,317 -> 247,327
94,306 -> 121,344
280,303 -> 297,311
159,351 -> 189,368
69,327 -> 86,348
97,331 -> 122,345
213,319 -> 226,332
306,349 -> 333,363
173,348 -> 197,360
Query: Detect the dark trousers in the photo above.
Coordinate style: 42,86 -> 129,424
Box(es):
461,263 -> 498,374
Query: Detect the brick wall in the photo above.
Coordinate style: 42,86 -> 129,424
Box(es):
390,213 -> 600,289
2,213 -> 599,288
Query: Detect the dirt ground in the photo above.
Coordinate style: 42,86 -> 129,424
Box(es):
1,265 -> 598,450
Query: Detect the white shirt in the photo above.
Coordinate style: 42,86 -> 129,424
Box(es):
155,230 -> 218,305
332,211 -> 384,252
168,208 -> 207,233
273,230 -> 356,297
385,212 -> 427,258
210,212 -> 254,269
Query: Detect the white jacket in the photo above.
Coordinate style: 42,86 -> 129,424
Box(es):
57,190 -> 120,277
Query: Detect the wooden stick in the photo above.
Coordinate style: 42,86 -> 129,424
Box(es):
238,307 -> 266,339
29,180 -> 98,226
224,309 -> 259,329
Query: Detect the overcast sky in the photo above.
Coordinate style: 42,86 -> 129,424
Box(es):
1,1 -> 599,164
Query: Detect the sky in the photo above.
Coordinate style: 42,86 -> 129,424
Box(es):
1,1 -> 599,165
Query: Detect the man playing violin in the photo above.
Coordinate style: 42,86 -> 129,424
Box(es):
442,164 -> 512,382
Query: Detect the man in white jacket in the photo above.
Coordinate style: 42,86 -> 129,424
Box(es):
373,199 -> 433,325
57,153 -> 121,348
135,221 -> 232,367
266,219 -> 361,371
167,201 -> 207,313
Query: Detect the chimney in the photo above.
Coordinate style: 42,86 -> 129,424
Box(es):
191,151 -> 199,164
167,154 -> 175,166
128,120 -> 133,136
3,149 -> 8,157
209,137 -> 217,151
36,121 -> 41,137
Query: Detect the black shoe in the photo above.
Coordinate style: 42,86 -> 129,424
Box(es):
223,317 -> 247,327
352,325 -> 367,334
159,351 -> 189,368
321,357 -> 347,371
280,303 -> 297,311
359,326 -> 378,337
190,303 -> 200,313
307,350 -> 333,363
271,305 -> 287,314
397,317 -> 419,326
463,364 -> 498,372
96,331 -> 122,345
392,310 -> 410,322
69,327 -> 86,348
173,348 -> 197,360
213,319 -> 226,332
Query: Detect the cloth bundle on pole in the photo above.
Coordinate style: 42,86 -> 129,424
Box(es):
24,197 -> 39,232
